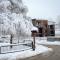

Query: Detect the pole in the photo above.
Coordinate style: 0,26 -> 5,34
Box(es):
32,33 -> 35,51
10,34 -> 13,48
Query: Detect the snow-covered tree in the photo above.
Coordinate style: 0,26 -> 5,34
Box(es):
0,0 -> 34,38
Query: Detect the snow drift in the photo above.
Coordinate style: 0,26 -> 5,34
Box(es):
0,0 -> 34,37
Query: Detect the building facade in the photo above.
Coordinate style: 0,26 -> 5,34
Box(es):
32,19 -> 55,37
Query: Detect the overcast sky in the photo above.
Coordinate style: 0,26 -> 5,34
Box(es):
23,0 -> 60,21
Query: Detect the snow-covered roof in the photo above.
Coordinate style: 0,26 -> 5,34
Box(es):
31,27 -> 38,31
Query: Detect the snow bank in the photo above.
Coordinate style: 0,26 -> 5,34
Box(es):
0,45 -> 52,60
36,40 -> 60,45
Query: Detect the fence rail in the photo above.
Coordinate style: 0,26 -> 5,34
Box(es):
0,42 -> 32,54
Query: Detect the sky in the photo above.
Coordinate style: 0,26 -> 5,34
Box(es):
23,0 -> 60,21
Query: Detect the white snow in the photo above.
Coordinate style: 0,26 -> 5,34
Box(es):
0,42 -> 32,54
36,39 -> 60,45
0,44 -> 52,60
31,27 -> 38,31
0,43 -> 10,47
55,30 -> 60,36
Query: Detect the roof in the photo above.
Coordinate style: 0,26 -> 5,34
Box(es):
31,27 -> 38,31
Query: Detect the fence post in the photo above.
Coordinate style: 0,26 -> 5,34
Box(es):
0,47 -> 1,54
10,34 -> 13,48
33,36 -> 35,51
32,33 -> 36,51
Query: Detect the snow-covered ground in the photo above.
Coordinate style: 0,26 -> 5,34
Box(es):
0,36 -> 53,59
0,44 -> 52,60
0,37 -> 53,60
0,43 -> 32,54
36,38 -> 60,45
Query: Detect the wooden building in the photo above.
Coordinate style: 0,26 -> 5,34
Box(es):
32,19 -> 55,37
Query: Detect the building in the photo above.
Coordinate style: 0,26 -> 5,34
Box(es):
32,19 -> 55,37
